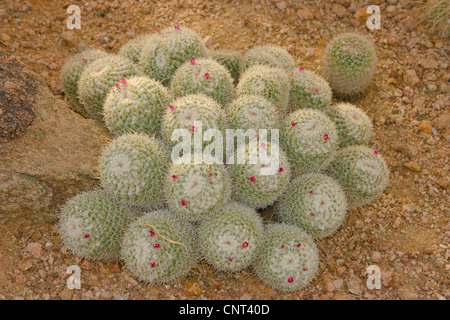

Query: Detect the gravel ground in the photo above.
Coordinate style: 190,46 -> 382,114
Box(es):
0,0 -> 448,300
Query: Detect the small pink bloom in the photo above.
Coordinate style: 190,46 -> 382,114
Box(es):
374,150 -> 379,156
209,181 -> 213,185
174,24 -> 180,30
310,212 -> 315,216
208,173 -> 212,177
169,105 -> 175,111
299,66 -> 305,72
314,88 -> 319,93
296,243 -> 301,248
323,133 -> 329,140
151,262 -> 156,268
190,57 -> 195,65
302,267 -> 307,271
181,199 -> 188,206
260,142 -> 266,148
172,175 -> 178,180
288,277 -> 294,283
204,73 -> 210,80
115,83 -> 120,90
150,230 -> 156,237
82,58 -> 87,64
154,243 -> 160,249
309,190 -> 313,195
192,125 -> 198,132
157,28 -> 161,34
249,176 -> 256,182
84,233 -> 90,238
242,242 -> 249,248
281,244 -> 285,249
291,122 -> 297,127
228,257 -> 233,261
278,167 -> 283,173
121,78 -> 126,85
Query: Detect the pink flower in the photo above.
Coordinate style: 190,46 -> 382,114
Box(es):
115,83 -> 120,90
172,175 -> 178,180
309,190 -> 313,195
208,173 -> 212,177
82,58 -> 87,64
192,126 -> 198,132
288,277 -> 294,283
296,243 -> 301,248
299,66 -> 305,72
174,24 -> 180,30
249,176 -> 256,182
302,267 -> 307,271
281,244 -> 285,249
150,230 -> 156,237
314,88 -> 319,93
151,262 -> 156,268
204,73 -> 210,80
154,243 -> 160,249
374,150 -> 379,156
121,78 -> 126,85
157,28 -> 161,34
278,167 -> 283,172
228,257 -> 233,261
291,122 -> 297,127
190,57 -> 195,65
242,242 -> 249,248
310,212 -> 315,216
260,142 -> 266,148
169,105 -> 175,111
323,133 -> 329,140
209,181 -> 213,185
84,233 -> 90,238
181,199 -> 188,206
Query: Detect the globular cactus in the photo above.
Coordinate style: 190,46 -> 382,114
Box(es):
121,210 -> 198,284
197,202 -> 264,272
161,94 -> 227,150
254,223 -> 319,293
323,33 -> 377,98
170,58 -> 234,105
209,49 -> 242,84
427,0 -> 450,38
78,55 -> 138,120
241,45 -> 295,72
139,25 -> 208,85
327,103 -> 373,148
288,67 -> 332,112
164,156 -> 232,222
103,76 -> 170,136
98,133 -> 169,207
328,145 -> 389,208
229,142 -> 291,209
58,189 -> 128,260
119,34 -> 157,64
280,109 -> 339,174
60,49 -> 109,116
226,95 -> 280,132
237,65 -> 290,112
277,173 -> 347,239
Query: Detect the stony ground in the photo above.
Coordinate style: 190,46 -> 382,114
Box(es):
0,0 -> 448,300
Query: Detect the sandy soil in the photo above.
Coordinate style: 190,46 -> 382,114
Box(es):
0,0 -> 448,300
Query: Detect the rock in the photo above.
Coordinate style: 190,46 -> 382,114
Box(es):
61,31 -> 80,49
333,279 -> 344,290
402,86 -> 414,98
401,16 -> 417,32
398,287 -> 418,300
185,280 -> 202,296
347,275 -> 362,295
0,51 -> 111,225
25,242 -> 42,258
433,113 -> 450,131
381,270 -> 394,287
203,36 -> 212,47
419,58 -> 439,69
1,33 -> 11,42
332,4 -> 349,18
297,6 -> 314,20
418,121 -> 433,134
322,274 -> 335,292
403,70 -> 420,86
354,9 -> 370,24
240,293 -> 252,300
403,161 -> 421,172
371,251 -> 381,262
392,141 -> 418,158
276,1 -> 286,11
110,263 -> 122,273
59,288 -> 73,300
393,216 -> 402,229
387,33 -> 400,45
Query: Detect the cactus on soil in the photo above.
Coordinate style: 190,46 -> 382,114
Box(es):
209,49 -> 242,84
241,45 -> 295,72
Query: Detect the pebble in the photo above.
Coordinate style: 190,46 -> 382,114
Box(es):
296,6 -> 314,20
25,242 -> 42,258
403,70 -> 420,86
59,289 -> 73,300
185,280 -> 202,296
332,4 -> 349,18
418,121 -> 433,134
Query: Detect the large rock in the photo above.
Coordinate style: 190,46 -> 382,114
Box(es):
0,51 -> 112,225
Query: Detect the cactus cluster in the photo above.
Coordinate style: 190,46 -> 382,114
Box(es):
58,26 -> 387,293
198,202 -> 264,272
323,33 -> 377,97
171,58 -> 234,105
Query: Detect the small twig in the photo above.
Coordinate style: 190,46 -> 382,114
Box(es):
139,221 -> 189,254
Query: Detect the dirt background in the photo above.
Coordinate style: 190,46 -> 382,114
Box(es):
0,0 -> 448,300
